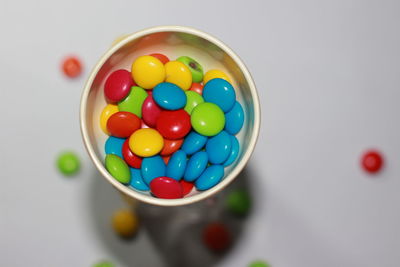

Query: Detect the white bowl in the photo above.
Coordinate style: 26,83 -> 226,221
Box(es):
80,26 -> 260,206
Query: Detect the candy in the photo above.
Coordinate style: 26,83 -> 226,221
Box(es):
223,135 -> 239,166
122,139 -> 142,168
361,150 -> 384,173
248,261 -> 270,267
131,55 -> 165,89
105,136 -> 125,158
153,82 -> 187,110
150,176 -> 184,199
203,78 -> 236,112
129,168 -> 149,191
112,209 -> 139,238
226,189 -> 250,216
105,154 -> 131,184
224,101 -> 244,135
181,131 -> 208,155
184,90 -> 204,114
141,155 -> 166,184
93,261 -> 115,267
61,56 -> 82,78
129,128 -> 164,157
184,151 -> 208,182
180,180 -> 194,196
104,69 -> 134,102
206,131 -> 232,164
57,151 -> 80,176
203,69 -> 231,84
107,111 -> 141,138
191,102 -> 225,136
165,61 -> 192,90
156,110 -> 191,139
176,56 -> 204,83
118,86 -> 148,118
149,53 -> 170,64
160,138 -> 184,156
189,82 -> 204,95
166,150 -> 187,180
195,165 -> 224,190
100,104 -> 119,134
162,155 -> 171,164
142,95 -> 162,127
202,222 -> 231,252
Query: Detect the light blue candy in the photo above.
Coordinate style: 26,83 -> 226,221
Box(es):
129,168 -> 149,191
181,131 -> 208,155
104,136 -> 125,158
223,135 -> 239,166
153,82 -> 187,110
195,165 -> 224,191
166,150 -> 187,180
225,101 -> 244,135
203,78 -> 236,112
184,151 -> 208,182
205,131 -> 231,164
141,155 -> 166,184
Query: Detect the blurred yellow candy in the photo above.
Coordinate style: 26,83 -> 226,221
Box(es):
203,69 -> 232,84
129,128 -> 164,157
131,56 -> 165,89
165,61 -> 192,90
100,104 -> 119,134
112,209 -> 138,238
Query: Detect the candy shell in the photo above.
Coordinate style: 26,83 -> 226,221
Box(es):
129,168 -> 149,191
206,131 -> 232,164
361,150 -> 384,174
202,222 -> 231,252
165,61 -> 192,90
162,155 -> 171,165
122,139 -> 142,168
203,69 -> 231,84
156,110 -> 191,140
166,150 -> 187,180
176,56 -> 204,83
141,155 -> 166,184
223,135 -> 239,167
61,56 -> 82,78
105,136 -> 125,158
153,82 -> 187,110
93,261 -> 115,267
248,261 -> 271,267
226,189 -> 251,216
112,209 -> 138,238
100,104 -> 119,134
184,91 -> 204,114
183,151 -> 208,182
225,101 -> 244,135
160,138 -> 184,156
203,78 -> 236,112
189,83 -> 204,95
129,128 -> 164,157
181,131 -> 207,155
107,111 -> 141,138
131,55 -> 165,89
105,154 -> 131,184
142,95 -> 162,127
118,86 -> 148,118
150,177 -> 183,199
180,180 -> 194,196
195,165 -> 224,190
149,53 -> 170,64
191,103 -> 225,136
104,69 -> 134,102
57,151 -> 80,176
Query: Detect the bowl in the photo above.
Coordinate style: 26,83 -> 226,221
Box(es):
80,26 -> 260,206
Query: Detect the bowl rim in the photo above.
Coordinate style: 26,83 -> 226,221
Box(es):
80,25 -> 261,206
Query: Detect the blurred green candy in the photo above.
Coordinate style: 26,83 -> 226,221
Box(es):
56,151 -> 80,176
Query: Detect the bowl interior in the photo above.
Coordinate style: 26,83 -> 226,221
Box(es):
82,27 -> 259,206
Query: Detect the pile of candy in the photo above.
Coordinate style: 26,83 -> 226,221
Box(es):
100,53 -> 244,199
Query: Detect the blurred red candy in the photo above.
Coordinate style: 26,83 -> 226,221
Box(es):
203,222 -> 231,252
361,150 -> 384,174
61,56 -> 82,78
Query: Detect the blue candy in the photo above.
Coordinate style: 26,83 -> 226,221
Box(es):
166,150 -> 187,180
153,82 -> 187,110
183,151 -> 208,182
223,135 -> 239,166
129,168 -> 149,191
141,155 -> 166,184
225,101 -> 244,135
181,131 -> 208,155
205,131 -> 231,164
195,165 -> 224,191
202,78 -> 236,112
104,136 -> 125,158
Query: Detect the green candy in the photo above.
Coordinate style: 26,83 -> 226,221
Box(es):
118,86 -> 148,118
191,102 -> 225,136
248,260 -> 270,267
56,151 -> 80,176
184,91 -> 204,114
177,56 -> 204,83
226,189 -> 251,216
93,261 -> 115,267
105,154 -> 131,184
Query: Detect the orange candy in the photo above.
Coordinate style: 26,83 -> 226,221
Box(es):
61,56 -> 82,78
160,139 -> 184,156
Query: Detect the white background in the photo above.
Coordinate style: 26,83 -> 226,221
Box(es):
1,0 -> 400,266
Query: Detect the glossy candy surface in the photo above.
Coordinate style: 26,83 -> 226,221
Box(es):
203,69 -> 231,84
206,131 -> 232,164
122,139 -> 142,168
118,86 -> 148,118
149,53 -> 169,64
180,180 -> 194,196
105,154 -> 130,184
104,69 -> 134,102
184,91 -> 204,114
129,128 -> 164,157
195,165 -> 224,190
203,78 -> 236,112
131,55 -> 165,89
191,103 -> 225,136
107,112 -> 141,138
129,168 -> 149,191
153,82 -> 187,110
141,155 -> 166,184
184,151 -> 208,182
100,104 -> 119,134
62,56 -> 82,78
223,135 -> 239,166
142,95 -> 162,127
361,150 -> 384,173
166,150 -> 187,180
160,139 -> 183,156
189,83 -> 203,95
150,176 -> 184,199
165,61 -> 192,90
156,110 -> 191,139
181,131 -> 207,155
224,101 -> 244,135
105,136 -> 125,158
176,56 -> 204,83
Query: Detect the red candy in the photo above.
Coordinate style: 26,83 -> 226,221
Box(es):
62,56 -> 82,78
141,120 -> 150,129
149,53 -> 170,64
107,111 -> 141,138
156,109 -> 191,140
361,150 -> 384,174
189,83 -> 203,95
202,222 -> 231,252
142,95 -> 162,127
160,139 -> 184,156
122,139 -> 143,168
104,69 -> 135,102
180,180 -> 194,196
150,176 -> 183,199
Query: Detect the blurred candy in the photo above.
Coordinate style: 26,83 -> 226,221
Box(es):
104,69 -> 134,102
224,101 -> 244,135
93,261 -> 115,267
112,209 -> 139,238
129,128 -> 164,157
105,136 -> 125,158
203,78 -> 236,112
184,90 -> 204,114
122,139 -> 142,168
226,189 -> 251,216
206,131 -> 232,164
156,110 -> 191,139
61,56 -> 82,78
361,150 -> 384,173
181,131 -> 208,155
142,95 -> 162,127
165,61 -> 192,90
203,69 -> 231,84
153,82 -> 187,110
248,260 -> 271,267
160,138 -> 184,156
100,104 -> 119,134
129,168 -> 149,191
107,112 -> 141,138
202,222 -> 231,252
105,154 -> 130,184
150,176 -> 184,199
184,151 -> 208,182
118,86 -> 148,118
141,155 -> 166,184
57,151 -> 80,176
131,55 -> 165,89
195,165 -> 224,190
149,53 -> 170,64
191,103 -> 225,136
176,56 -> 204,83
166,150 -> 187,180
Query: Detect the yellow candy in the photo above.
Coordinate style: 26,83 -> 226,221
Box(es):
100,104 -> 119,134
131,56 -> 165,89
203,69 -> 232,84
165,61 -> 192,90
112,209 -> 139,238
129,128 -> 164,157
